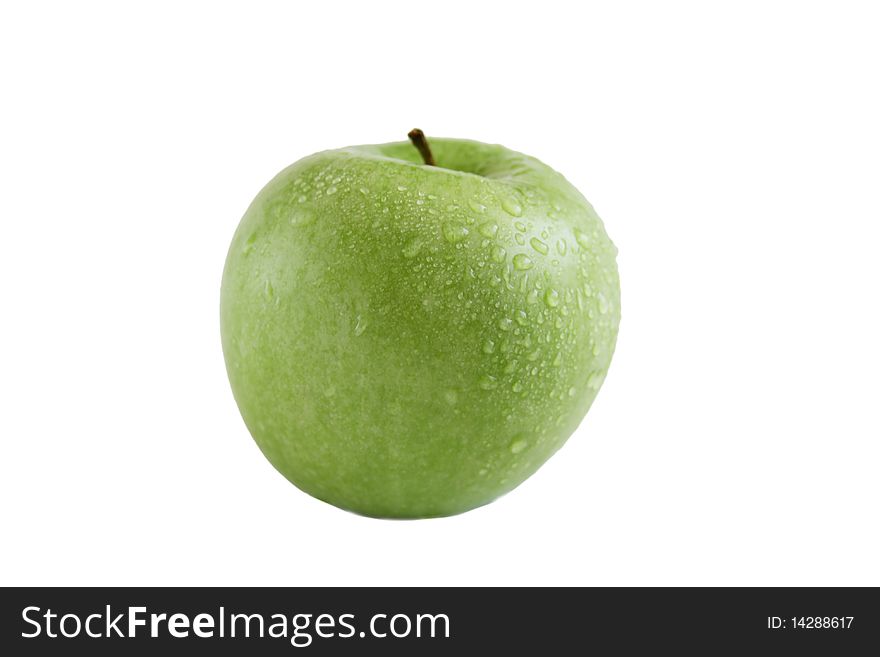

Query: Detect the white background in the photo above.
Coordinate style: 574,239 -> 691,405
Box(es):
2,1 -> 878,586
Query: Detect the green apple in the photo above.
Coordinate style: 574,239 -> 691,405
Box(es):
220,131 -> 620,518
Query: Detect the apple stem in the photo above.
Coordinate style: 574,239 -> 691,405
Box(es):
408,128 -> 435,166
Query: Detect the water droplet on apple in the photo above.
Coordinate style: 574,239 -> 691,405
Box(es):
490,245 -> 506,263
597,291 -> 610,314
587,371 -> 605,390
502,198 -> 523,217
544,288 -> 560,307
568,386 -> 577,397
515,310 -> 528,326
289,208 -> 316,226
482,339 -> 496,354
397,185 -> 408,192
510,438 -> 528,454
478,221 -> 498,238
530,237 -> 549,255
498,318 -> 513,331
574,228 -> 591,250
359,187 -> 370,195
514,221 -> 526,232
512,381 -> 524,393
444,389 -> 458,405
479,374 -> 498,390
513,254 -> 533,270
354,315 -> 367,336
325,185 -> 338,195
515,233 -> 525,246
403,238 -> 423,258
264,280 -> 275,300
504,359 -> 518,374
468,199 -> 487,214
442,222 -> 469,243
243,233 -> 257,254
478,468 -> 488,476
556,239 -> 567,256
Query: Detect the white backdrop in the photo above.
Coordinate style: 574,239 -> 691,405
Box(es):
1,1 -> 878,586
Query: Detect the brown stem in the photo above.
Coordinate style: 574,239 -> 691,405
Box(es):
408,128 -> 435,166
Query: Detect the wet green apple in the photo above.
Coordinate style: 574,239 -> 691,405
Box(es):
220,132 -> 620,518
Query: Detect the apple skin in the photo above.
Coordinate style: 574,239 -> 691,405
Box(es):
220,138 -> 620,518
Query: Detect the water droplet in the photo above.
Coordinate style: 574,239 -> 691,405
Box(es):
544,288 -> 560,307
587,371 -> 606,390
504,359 -> 518,374
264,280 -> 275,299
597,291 -> 610,314
530,237 -> 549,255
498,317 -> 513,331
526,289 -> 540,304
574,228 -> 591,250
568,386 -> 577,397
397,185 -> 408,191
324,385 -> 336,398
527,349 -> 541,361
479,374 -> 498,390
515,233 -> 525,246
442,222 -> 469,243
325,185 -> 338,195
359,187 -> 370,195
478,468 -> 488,476
289,208 -> 316,226
514,221 -> 526,232
354,315 -> 367,336
510,438 -> 528,454
468,199 -> 487,214
444,389 -> 458,405
403,238 -> 423,258
502,198 -> 523,217
483,339 -> 496,354
515,310 -> 528,326
416,198 -> 425,205
513,254 -> 533,270
490,245 -> 506,263
512,381 -> 524,393
479,221 -> 498,238
556,239 -> 567,255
